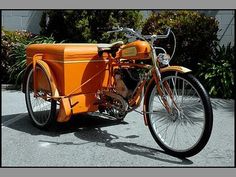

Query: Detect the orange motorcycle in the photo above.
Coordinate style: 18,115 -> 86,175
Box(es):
22,27 -> 213,157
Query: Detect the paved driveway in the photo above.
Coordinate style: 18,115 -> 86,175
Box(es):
1,89 -> 234,166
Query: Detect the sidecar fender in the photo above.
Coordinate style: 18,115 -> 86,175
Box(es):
143,66 -> 191,125
36,60 -> 72,122
22,55 -> 72,122
22,55 -> 59,98
34,59 -> 59,98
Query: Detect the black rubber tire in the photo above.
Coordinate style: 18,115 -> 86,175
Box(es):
145,72 -> 213,158
25,65 -> 57,130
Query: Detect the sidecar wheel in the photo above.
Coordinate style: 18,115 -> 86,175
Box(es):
145,72 -> 213,158
25,65 -> 57,130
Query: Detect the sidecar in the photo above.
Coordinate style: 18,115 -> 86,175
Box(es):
23,43 -> 119,124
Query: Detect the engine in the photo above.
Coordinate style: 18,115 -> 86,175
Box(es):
114,68 -> 140,99
97,68 -> 141,120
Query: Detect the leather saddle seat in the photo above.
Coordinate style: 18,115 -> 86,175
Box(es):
97,41 -> 124,49
97,41 -> 124,57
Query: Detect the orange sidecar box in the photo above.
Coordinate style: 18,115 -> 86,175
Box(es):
26,44 -> 111,114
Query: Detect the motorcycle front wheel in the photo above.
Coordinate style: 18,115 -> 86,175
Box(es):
145,72 -> 213,158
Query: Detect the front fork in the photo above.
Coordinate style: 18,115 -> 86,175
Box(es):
150,46 -> 178,114
152,69 -> 173,114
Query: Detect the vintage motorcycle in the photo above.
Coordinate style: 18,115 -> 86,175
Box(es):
22,27 -> 213,157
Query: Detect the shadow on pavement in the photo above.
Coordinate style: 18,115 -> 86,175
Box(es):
211,99 -> 234,112
2,112 -> 193,166
38,127 -> 193,166
1,113 -> 126,137
73,127 -> 193,166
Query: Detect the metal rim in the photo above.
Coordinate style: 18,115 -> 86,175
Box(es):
148,75 -> 206,152
25,66 -> 52,127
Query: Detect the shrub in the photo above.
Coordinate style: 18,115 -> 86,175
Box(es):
142,11 -> 219,72
1,29 -> 33,84
198,43 -> 235,99
1,28 -> 57,86
40,10 -> 143,43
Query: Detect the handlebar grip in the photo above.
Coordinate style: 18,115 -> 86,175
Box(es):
154,28 -> 171,39
143,28 -> 171,41
107,27 -> 123,33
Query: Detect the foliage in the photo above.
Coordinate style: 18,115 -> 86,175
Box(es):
198,43 -> 235,98
1,28 -> 57,85
1,29 -> 32,84
40,10 -> 143,43
142,11 -> 219,72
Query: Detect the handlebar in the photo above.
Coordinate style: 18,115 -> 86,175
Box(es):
107,26 -> 176,62
107,27 -> 145,40
142,27 -> 171,40
107,27 -> 171,42
106,27 -> 124,33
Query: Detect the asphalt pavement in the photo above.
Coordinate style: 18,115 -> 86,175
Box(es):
1,88 -> 234,167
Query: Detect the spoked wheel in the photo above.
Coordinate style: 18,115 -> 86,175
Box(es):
145,72 -> 213,158
25,65 -> 57,130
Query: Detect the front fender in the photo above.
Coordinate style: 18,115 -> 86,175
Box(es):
143,66 -> 191,125
160,65 -> 191,74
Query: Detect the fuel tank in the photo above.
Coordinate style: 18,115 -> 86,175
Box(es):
119,40 -> 151,60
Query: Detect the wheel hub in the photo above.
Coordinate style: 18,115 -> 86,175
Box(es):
170,107 -> 181,121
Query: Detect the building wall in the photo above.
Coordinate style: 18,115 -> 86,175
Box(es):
215,10 -> 234,46
1,10 -> 235,46
2,10 -> 44,34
